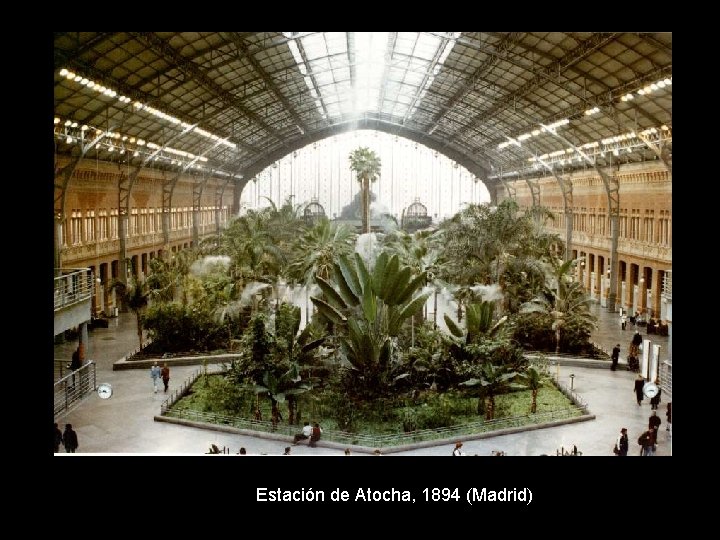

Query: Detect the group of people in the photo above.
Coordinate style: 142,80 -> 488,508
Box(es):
53,423 -> 78,453
292,421 -> 323,447
615,405 -> 671,456
150,362 -> 170,393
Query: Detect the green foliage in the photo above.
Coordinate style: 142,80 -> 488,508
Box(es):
511,312 -> 556,351
142,302 -> 228,352
311,249 -> 430,399
348,147 -> 381,182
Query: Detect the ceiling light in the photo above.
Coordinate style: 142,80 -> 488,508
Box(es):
54,117 -> 60,124
64,120 -> 71,126
59,68 -> 68,77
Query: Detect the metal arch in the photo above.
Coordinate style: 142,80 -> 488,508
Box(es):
401,33 -> 457,125
426,33 -> 519,135
118,122 -> 200,274
54,130 -> 115,269
523,172 -> 541,209
293,36 -> 332,122
215,179 -> 231,234
192,173 -> 208,247
477,65 -> 672,166
130,32 -> 286,148
516,143 -> 574,261
231,117 -> 495,195
161,140 -> 226,245
224,32 -> 308,132
448,33 -> 621,145
496,165 -> 516,201
545,128 -> 621,311
54,32 -> 116,70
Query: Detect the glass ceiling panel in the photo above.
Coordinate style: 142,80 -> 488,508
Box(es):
284,32 -> 460,123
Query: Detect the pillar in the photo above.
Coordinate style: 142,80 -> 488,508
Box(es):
652,269 -> 663,319
639,267 -> 649,313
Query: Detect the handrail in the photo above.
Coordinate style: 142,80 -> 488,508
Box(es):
54,361 -> 96,420
161,376 -> 587,448
54,268 -> 94,311
162,406 -> 586,448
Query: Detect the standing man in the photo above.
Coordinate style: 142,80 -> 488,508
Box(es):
63,424 -> 79,453
161,363 -> 170,393
150,362 -> 161,393
611,344 -> 621,371
616,428 -> 629,456
634,374 -> 645,406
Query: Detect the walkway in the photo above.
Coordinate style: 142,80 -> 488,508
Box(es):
53,305 -> 672,456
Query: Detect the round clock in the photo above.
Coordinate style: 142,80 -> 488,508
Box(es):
643,382 -> 659,399
97,383 -> 113,399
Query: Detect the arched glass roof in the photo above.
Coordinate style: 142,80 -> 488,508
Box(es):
54,32 -> 672,191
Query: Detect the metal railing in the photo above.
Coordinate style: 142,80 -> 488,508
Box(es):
162,405 -> 586,448
662,270 -> 672,299
54,268 -> 94,311
160,367 -> 204,414
54,361 -> 96,420
160,374 -> 588,448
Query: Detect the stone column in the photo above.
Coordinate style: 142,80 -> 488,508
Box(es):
652,270 -> 663,318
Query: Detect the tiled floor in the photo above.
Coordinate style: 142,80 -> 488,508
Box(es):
53,303 -> 672,456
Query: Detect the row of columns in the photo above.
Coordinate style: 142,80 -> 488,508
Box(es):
574,249 -> 667,319
87,242 -> 191,318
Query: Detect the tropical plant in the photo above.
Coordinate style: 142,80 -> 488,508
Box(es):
518,365 -> 552,413
286,218 -> 356,285
520,258 -> 596,353
349,147 -> 381,234
311,251 -> 430,398
460,362 -> 517,419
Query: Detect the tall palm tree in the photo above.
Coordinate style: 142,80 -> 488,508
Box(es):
349,147 -> 381,234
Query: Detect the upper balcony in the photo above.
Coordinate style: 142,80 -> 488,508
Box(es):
54,268 -> 93,336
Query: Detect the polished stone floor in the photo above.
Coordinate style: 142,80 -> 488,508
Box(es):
53,303 -> 672,456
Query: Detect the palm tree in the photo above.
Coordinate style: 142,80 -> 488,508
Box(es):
286,218 -> 356,285
519,365 -> 551,413
520,258 -> 596,354
349,147 -> 381,234
110,277 -> 149,348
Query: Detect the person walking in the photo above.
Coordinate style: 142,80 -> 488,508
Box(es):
150,362 -> 161,393
611,344 -> 620,371
283,447 -> 292,455
615,428 -> 629,456
634,374 -> 646,406
666,402 -> 672,433
649,411 -> 662,434
452,441 -> 465,456
63,424 -> 79,453
160,363 -> 170,393
638,427 -> 656,456
54,423 -> 63,453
